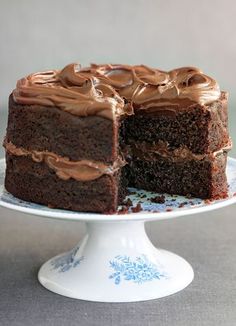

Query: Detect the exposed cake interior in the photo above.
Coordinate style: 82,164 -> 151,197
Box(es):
4,63 -> 232,213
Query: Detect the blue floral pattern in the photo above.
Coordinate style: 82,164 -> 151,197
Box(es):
109,255 -> 167,285
51,246 -> 84,272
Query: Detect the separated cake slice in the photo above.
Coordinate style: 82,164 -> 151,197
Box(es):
4,65 -> 128,213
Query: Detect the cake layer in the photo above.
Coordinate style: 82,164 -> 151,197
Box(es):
126,151 -> 228,199
4,141 -> 125,182
5,154 -> 127,213
7,95 -> 120,163
123,92 -> 229,154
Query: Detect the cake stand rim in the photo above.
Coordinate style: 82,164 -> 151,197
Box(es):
0,157 -> 236,222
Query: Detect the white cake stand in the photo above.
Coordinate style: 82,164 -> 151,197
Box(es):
1,158 -> 236,302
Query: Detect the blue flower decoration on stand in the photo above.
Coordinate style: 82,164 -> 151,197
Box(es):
51,246 -> 84,273
109,255 -> 167,285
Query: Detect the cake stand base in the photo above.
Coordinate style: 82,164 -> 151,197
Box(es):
2,158 -> 236,302
38,221 -> 194,302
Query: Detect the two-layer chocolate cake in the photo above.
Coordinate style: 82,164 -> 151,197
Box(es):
4,63 -> 231,213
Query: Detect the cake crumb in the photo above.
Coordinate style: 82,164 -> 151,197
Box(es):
151,195 -> 165,204
178,201 -> 188,208
131,203 -> 142,213
166,208 -> 172,212
118,206 -> 129,214
204,199 -> 212,204
123,198 -> 133,207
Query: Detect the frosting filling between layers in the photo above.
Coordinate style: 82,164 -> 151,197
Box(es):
4,139 -> 232,183
4,141 -> 126,181
125,140 -> 232,163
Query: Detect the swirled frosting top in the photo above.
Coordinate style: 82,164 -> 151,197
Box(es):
13,63 -> 221,119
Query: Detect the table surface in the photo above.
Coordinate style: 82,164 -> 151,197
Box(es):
0,111 -> 236,326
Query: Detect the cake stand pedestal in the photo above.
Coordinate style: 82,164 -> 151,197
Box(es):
39,221 -> 193,302
1,157 -> 236,302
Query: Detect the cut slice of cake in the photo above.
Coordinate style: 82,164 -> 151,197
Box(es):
3,63 -> 231,213
122,91 -> 230,199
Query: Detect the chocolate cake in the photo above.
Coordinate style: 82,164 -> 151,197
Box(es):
3,63 -> 232,213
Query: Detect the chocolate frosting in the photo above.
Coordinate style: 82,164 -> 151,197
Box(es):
4,139 -> 231,183
13,63 -> 221,119
128,140 -> 232,163
4,141 -> 125,181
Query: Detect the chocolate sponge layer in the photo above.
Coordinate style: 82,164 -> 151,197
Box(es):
7,94 -> 119,163
126,152 -> 228,199
124,92 -> 228,154
5,154 -> 127,214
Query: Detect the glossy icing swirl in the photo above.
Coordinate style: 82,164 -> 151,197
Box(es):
13,64 -> 125,120
13,63 -> 221,119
